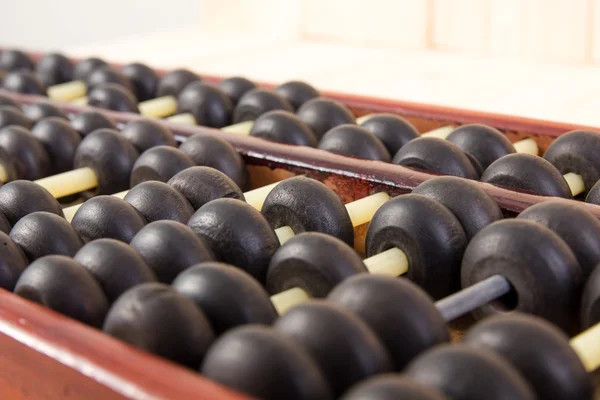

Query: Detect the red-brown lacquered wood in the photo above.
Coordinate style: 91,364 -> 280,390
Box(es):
21,50 -> 600,141
7,89 -> 600,219
0,288 -> 252,400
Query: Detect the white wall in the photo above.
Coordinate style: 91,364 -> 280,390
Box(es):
0,0 -> 202,51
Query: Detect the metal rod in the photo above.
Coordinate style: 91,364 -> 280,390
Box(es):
435,275 -> 511,322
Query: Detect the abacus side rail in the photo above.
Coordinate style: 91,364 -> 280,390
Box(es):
0,288 -> 252,400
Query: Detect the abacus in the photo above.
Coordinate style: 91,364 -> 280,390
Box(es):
1,49 -> 600,400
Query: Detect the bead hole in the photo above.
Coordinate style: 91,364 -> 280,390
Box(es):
491,280 -> 518,312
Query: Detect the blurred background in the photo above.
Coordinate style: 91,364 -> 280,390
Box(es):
2,0 -> 600,125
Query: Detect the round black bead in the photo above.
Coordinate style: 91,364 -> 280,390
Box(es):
121,118 -> 176,153
582,263 -> 600,328
35,52 -> 74,87
328,275 -> 449,370
0,50 -> 35,71
176,82 -> 233,128
0,125 -> 50,180
71,196 -> 146,243
178,133 -> 249,190
10,211 -> 83,262
22,103 -> 68,124
217,76 -> 257,106
262,176 -> 354,246
201,325 -> 331,400
233,89 -> 293,123
0,106 -> 32,130
267,232 -> 367,297
544,130 -> 600,195
392,137 -> 479,180
0,146 -> 18,183
274,81 -> 320,110
413,176 -> 503,239
0,231 -> 27,290
74,128 -> 139,195
274,301 -> 391,396
103,283 -> 214,368
518,200 -> 600,279
124,181 -> 194,223
2,71 -> 46,95
0,180 -> 63,225
15,255 -> 108,327
318,124 -> 391,162
366,194 -> 467,299
446,124 -> 515,170
481,153 -> 572,198
69,110 -> 117,136
249,110 -> 317,146
340,375 -> 449,400
121,63 -> 158,101
0,210 -> 10,234
74,238 -> 157,302
31,117 -> 81,174
360,114 -> 420,156
461,219 -> 582,331
585,180 -> 600,204
85,66 -> 133,93
464,314 -> 593,400
87,83 -> 139,113
188,198 -> 279,283
172,262 -> 277,334
130,146 -> 194,186
73,57 -> 107,81
0,94 -> 21,110
156,69 -> 201,98
167,166 -> 245,210
405,344 -> 535,400
297,98 -> 355,140
130,220 -> 215,283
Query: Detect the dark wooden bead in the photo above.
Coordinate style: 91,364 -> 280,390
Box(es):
31,117 -> 81,174
481,153 -> 572,198
447,124 -> 515,170
250,110 -> 317,146
392,137 -> 479,180
10,211 -> 83,262
87,83 -> 139,113
0,126 -> 50,180
233,89 -> 293,123
0,231 -> 27,291
23,103 -> 68,124
267,232 -> 366,297
360,114 -> 420,156
178,133 -> 249,190
461,219 -> 582,332
328,275 -> 449,370
275,81 -> 320,110
35,53 -> 74,87
581,263 -> 600,328
74,128 -> 139,195
0,50 -> 35,72
464,314 -> 593,400
0,146 -> 18,183
340,375 -> 449,400
130,146 -> 194,186
177,82 -> 233,128
103,283 -> 214,368
405,344 -> 535,400
413,176 -> 503,239
0,94 -> 21,110
201,325 -> 332,400
121,63 -> 158,101
156,69 -> 201,98
0,180 -> 63,225
15,255 -> 108,327
85,66 -> 133,93
1,71 -> 46,95
262,176 -> 354,246
124,181 -> 194,223
74,238 -> 157,302
318,124 -> 391,162
73,57 -> 107,81
366,194 -> 467,299
218,76 -> 257,106
70,110 -> 116,136
167,166 -> 244,210
173,262 -> 277,334
130,220 -> 215,283
121,118 -> 176,153
71,196 -> 146,243
0,106 -> 32,130
188,198 -> 279,283
297,98 -> 355,140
